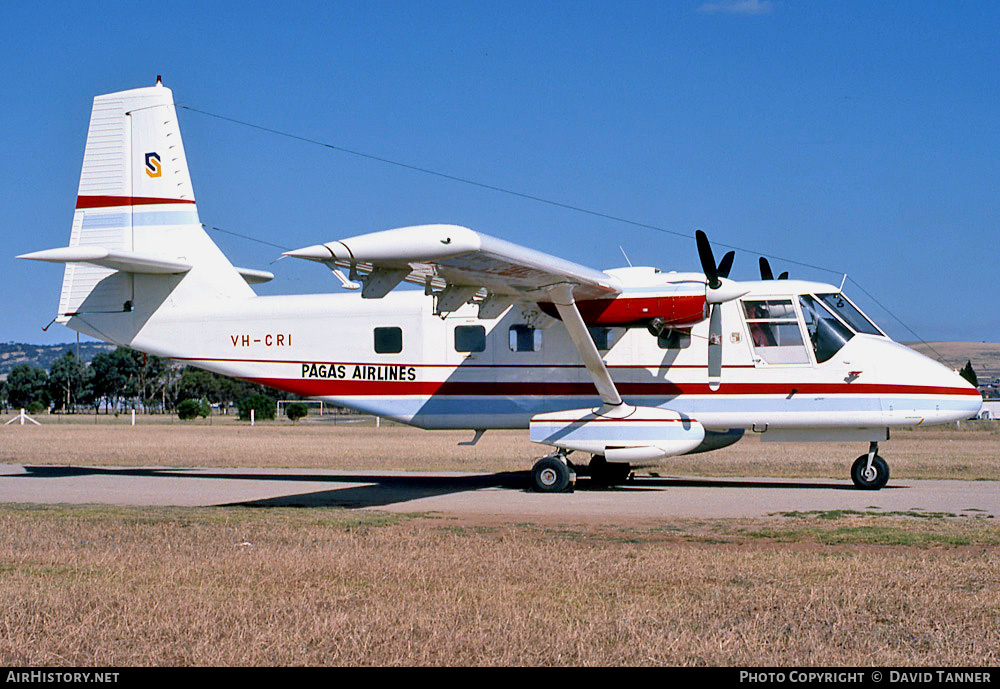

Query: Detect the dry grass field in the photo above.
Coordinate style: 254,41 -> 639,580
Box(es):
0,505 -> 997,666
1,415 -> 998,666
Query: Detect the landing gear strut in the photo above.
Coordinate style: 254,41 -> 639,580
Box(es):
851,441 -> 890,490
531,452 -> 576,493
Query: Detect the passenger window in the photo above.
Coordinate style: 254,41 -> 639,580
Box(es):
374,327 -> 402,354
657,329 -> 691,350
509,325 -> 542,352
742,299 -> 810,365
455,325 -> 486,353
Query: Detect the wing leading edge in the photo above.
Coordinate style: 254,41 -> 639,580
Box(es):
284,224 -> 622,312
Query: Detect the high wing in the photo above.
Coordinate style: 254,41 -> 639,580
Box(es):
284,224 -> 622,313
285,224 -> 627,406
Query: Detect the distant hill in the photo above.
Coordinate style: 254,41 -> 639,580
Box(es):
0,341 -> 116,378
903,342 -> 1000,384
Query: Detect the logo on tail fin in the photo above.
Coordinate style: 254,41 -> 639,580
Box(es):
144,152 -> 162,178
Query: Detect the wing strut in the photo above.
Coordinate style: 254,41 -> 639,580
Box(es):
546,284 -> 626,409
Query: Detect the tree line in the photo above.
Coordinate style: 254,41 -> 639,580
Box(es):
0,346 -> 285,417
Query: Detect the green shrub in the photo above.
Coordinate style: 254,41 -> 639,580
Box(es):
237,393 -> 276,421
177,398 -> 209,420
286,402 -> 309,423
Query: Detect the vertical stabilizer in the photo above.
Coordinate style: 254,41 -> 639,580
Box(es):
55,80 -> 252,340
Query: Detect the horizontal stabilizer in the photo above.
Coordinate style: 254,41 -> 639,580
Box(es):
18,247 -> 192,275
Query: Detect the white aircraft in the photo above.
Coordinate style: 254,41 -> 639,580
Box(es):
20,81 -> 983,492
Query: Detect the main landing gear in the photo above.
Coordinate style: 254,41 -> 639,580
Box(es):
531,453 -> 576,493
530,453 -> 634,492
851,441 -> 890,490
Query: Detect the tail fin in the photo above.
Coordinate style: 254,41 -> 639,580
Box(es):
25,79 -> 253,343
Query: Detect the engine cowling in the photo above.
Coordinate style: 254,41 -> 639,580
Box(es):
537,292 -> 708,328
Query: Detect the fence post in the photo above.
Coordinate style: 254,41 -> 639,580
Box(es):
5,409 -> 40,427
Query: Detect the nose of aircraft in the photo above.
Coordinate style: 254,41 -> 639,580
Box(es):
874,339 -> 983,425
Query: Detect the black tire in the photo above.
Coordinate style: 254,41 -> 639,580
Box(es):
851,454 -> 890,490
532,457 -> 573,493
588,455 -> 632,486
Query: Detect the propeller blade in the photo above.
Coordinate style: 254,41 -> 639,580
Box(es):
695,230 -> 721,290
718,251 -> 735,280
708,304 -> 723,391
778,271 -> 789,280
759,257 -> 774,281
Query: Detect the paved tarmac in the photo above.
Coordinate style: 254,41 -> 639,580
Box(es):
1,464 -> 997,521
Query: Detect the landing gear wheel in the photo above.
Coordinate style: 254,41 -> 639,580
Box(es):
588,455 -> 632,486
851,454 -> 890,490
532,456 -> 574,493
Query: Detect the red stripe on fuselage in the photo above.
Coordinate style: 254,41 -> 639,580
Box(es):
76,195 -> 197,209
245,377 -> 981,399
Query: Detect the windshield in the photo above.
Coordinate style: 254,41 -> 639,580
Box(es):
798,295 -> 854,363
816,293 -> 883,335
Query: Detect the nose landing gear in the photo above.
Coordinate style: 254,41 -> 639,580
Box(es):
851,441 -> 890,490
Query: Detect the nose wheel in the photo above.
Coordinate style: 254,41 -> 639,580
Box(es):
851,442 -> 890,490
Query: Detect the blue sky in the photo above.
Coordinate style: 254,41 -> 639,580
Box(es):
2,1 -> 998,344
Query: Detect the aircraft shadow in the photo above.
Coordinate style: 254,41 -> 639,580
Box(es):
15,465 -> 527,509
14,466 -> 893,509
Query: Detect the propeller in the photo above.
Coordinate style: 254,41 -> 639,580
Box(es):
759,257 -> 773,281
718,250 -> 735,280
759,257 -> 789,280
695,230 -> 735,288
695,231 -> 745,391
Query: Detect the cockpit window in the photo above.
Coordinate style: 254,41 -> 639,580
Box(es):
742,299 -> 810,365
799,295 -> 854,363
816,293 -> 883,336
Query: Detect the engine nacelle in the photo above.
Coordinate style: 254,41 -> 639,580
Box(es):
529,406 -> 706,460
537,293 -> 707,328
